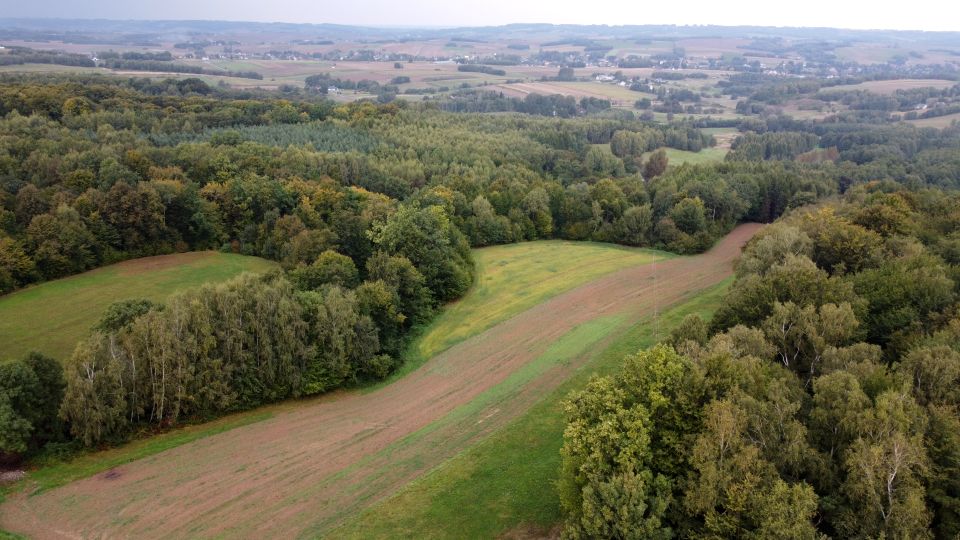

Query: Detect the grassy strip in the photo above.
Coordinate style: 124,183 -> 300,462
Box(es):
331,278 -> 732,539
1,410 -> 273,502
642,146 -> 729,167
389,315 -> 628,451
371,241 -> 668,390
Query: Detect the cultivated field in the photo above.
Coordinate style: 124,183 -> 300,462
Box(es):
0,224 -> 760,539
0,252 -> 276,362
332,277 -> 733,538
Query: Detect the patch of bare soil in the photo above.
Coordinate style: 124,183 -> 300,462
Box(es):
0,225 -> 760,539
499,523 -> 563,539
113,251 -> 212,276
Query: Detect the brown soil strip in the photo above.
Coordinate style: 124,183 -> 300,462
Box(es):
0,224 -> 760,539
113,251 -> 213,276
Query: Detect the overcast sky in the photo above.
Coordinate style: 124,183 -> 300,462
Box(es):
4,0 -> 956,32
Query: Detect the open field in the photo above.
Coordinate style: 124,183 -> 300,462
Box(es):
408,241 -> 668,372
663,146 -> 729,165
0,252 -> 276,363
332,277 -> 732,539
833,46 -> 960,66
0,63 -> 103,75
594,141 -> 729,167
0,224 -> 760,538
820,78 -> 958,95
703,127 -> 740,149
640,145 -> 729,166
834,44 -> 902,64
906,111 -> 960,128
495,80 -> 641,106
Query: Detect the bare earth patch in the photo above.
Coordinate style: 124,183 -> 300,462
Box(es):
113,251 -> 212,276
0,225 -> 760,539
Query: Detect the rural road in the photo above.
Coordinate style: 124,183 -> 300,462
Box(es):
0,223 -> 761,539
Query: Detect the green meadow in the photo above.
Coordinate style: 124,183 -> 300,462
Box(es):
0,252 -> 276,362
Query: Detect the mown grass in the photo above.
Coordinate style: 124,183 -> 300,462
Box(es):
648,146 -> 729,166
595,143 -> 729,168
0,252 -> 277,362
331,278 -> 732,539
375,240 -> 669,387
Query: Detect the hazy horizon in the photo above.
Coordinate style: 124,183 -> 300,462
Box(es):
2,0 -> 957,33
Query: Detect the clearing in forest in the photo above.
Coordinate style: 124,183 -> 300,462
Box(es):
0,251 -> 277,362
0,225 -> 759,539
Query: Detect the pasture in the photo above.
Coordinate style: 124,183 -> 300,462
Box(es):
0,252 -> 276,363
0,225 -> 759,538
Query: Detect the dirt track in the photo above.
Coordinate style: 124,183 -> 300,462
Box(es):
0,224 -> 760,539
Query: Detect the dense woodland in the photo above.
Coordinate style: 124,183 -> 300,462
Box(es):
0,72 -> 959,540
560,187 -> 960,538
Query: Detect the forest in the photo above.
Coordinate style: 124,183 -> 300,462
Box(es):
0,69 -> 958,538
560,186 -> 960,539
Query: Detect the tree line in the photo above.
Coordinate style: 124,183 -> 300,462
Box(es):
0,74 -> 797,296
3,201 -> 470,452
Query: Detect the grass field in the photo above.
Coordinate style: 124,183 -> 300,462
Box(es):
0,64 -> 104,75
387,241 -> 669,384
0,252 -> 276,363
701,127 -> 740,149
907,111 -> 960,128
820,78 -> 957,95
495,80 -> 642,107
331,277 -> 732,538
640,146 -> 729,166
591,142 -> 728,168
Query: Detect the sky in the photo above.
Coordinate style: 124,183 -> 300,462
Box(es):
3,0 -> 957,32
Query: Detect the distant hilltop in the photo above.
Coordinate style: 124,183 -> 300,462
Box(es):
2,18 -> 960,46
